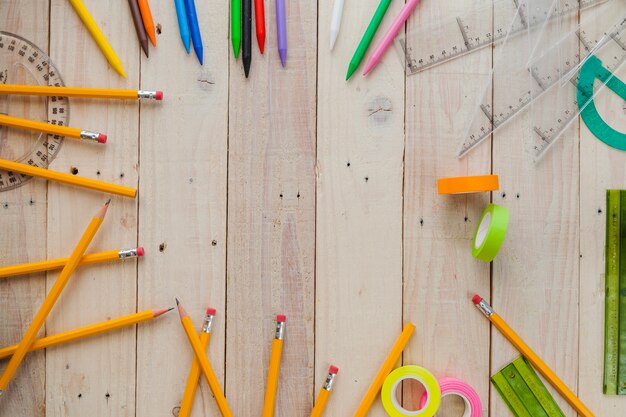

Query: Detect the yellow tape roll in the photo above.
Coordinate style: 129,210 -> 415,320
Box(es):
381,366 -> 441,416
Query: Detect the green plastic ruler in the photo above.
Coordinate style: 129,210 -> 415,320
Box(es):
619,191 -> 626,395
492,357 -> 565,417
605,190 -> 620,394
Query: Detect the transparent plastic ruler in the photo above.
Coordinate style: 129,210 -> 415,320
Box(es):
395,0 -> 607,75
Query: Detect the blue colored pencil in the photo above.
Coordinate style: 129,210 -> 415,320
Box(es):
174,0 -> 191,53
184,0 -> 203,64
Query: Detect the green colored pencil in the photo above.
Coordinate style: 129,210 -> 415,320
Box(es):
346,0 -> 393,80
232,0 -> 242,58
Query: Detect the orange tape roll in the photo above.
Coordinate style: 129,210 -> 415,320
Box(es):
437,175 -> 499,194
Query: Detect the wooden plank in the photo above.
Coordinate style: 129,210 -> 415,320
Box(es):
135,1 -> 229,416
403,0 -> 492,413
225,1 -> 317,415
46,0 -> 140,415
315,0 -> 405,415
0,1 -> 50,415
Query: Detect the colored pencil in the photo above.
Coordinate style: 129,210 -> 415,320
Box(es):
243,0 -> 252,77
254,0 -> 266,53
346,0 -> 393,80
0,159 -> 137,198
329,0 -> 344,50
138,0 -> 157,47
472,295 -> 595,417
275,0 -> 287,67
0,85 -> 163,100
178,308 -> 216,417
262,315 -> 286,417
354,322 -> 415,417
127,0 -> 150,57
67,0 -> 126,78
174,0 -> 191,53
363,0 -> 420,76
0,201 -> 110,395
0,247 -> 144,279
232,0 -> 242,58
184,0 -> 203,64
177,299 -> 233,417
310,365 -> 339,417
0,114 -> 107,144
0,308 -> 170,360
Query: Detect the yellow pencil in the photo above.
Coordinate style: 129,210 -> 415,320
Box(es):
0,247 -> 144,279
310,365 -> 339,417
0,114 -> 107,143
178,308 -> 216,417
177,299 -> 233,417
263,314 -> 286,417
354,322 -> 415,417
137,0 -> 157,47
472,295 -> 595,417
67,0 -> 126,78
0,200 -> 110,395
0,308 -> 171,359
0,84 -> 163,100
0,158 -> 137,198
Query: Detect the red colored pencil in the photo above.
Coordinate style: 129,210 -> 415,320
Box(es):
254,0 -> 266,53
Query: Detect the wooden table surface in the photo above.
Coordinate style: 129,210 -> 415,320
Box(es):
1,0 -> 626,416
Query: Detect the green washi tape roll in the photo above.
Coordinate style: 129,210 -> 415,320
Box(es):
472,204 -> 509,262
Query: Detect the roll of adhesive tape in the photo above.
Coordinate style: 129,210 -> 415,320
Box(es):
381,366 -> 441,416
437,175 -> 499,195
472,204 -> 509,262
418,377 -> 482,417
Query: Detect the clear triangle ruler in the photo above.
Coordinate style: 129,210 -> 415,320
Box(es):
395,0 -> 607,75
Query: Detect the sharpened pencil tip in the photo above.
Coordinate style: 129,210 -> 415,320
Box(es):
175,298 -> 180,305
105,198 -> 111,206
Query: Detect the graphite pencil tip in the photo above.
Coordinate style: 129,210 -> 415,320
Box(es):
175,298 -> 180,305
167,307 -> 175,312
105,198 -> 111,206
153,307 -> 174,317
97,199 -> 111,219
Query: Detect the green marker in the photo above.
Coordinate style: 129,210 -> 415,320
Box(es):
346,0 -> 392,80
232,0 -> 242,58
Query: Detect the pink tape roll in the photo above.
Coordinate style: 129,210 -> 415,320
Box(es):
419,377 -> 482,417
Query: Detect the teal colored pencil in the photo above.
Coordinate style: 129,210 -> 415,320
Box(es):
346,0 -> 393,80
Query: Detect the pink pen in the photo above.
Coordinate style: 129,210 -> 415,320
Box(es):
363,0 -> 421,76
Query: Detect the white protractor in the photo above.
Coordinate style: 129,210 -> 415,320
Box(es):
0,31 -> 69,192
394,0 -> 607,75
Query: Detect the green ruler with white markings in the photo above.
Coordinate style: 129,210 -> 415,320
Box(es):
492,357 -> 565,417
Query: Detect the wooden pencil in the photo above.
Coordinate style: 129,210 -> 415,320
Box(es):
310,365 -> 339,417
0,85 -> 163,100
137,0 -> 157,47
0,114 -> 107,143
262,315 -> 286,417
127,0 -> 150,57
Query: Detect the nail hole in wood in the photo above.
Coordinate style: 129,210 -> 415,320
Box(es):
78,393 -> 82,399
159,243 -> 166,252
211,240 -> 217,246
464,216 -> 468,222
419,218 -> 424,226
120,172 -> 124,178
70,166 -> 78,175
346,162 -> 350,167
156,24 -> 162,35
364,177 -> 369,182
96,170 -> 101,176
501,192 -> 506,198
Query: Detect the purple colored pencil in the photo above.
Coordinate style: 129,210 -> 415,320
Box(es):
275,0 -> 287,67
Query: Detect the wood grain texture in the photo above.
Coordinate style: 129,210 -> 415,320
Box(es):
225,1 -> 317,416
135,0 -> 229,416
0,2 -> 49,415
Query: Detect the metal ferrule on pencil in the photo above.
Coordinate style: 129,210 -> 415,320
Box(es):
475,298 -> 494,317
80,131 -> 101,141
118,248 -> 141,259
137,90 -> 159,100
323,371 -> 337,391
202,314 -> 214,333
275,321 -> 285,340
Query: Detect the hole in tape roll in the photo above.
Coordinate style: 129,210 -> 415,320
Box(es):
474,212 -> 491,248
395,377 -> 427,412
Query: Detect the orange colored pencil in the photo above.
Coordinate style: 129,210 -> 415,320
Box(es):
472,295 -> 595,417
310,365 -> 339,417
138,0 -> 157,47
262,315 -> 286,417
0,114 -> 107,143
0,200 -> 110,395
0,84 -> 163,100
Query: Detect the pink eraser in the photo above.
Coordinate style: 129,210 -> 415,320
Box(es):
472,294 -> 482,305
328,365 -> 339,374
97,133 -> 107,144
276,314 -> 286,323
206,307 -> 217,316
136,247 -> 145,256
155,91 -> 163,100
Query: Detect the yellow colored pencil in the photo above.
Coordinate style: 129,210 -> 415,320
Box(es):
137,0 -> 157,47
263,315 -> 286,417
353,322 -> 415,417
67,0 -> 126,78
472,295 -> 595,417
0,201 -> 110,395
178,308 -> 216,417
310,365 -> 339,417
177,299 -> 233,417
0,247 -> 144,279
0,308 -> 170,360
0,114 -> 107,143
0,158 -> 137,198
0,84 -> 163,100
